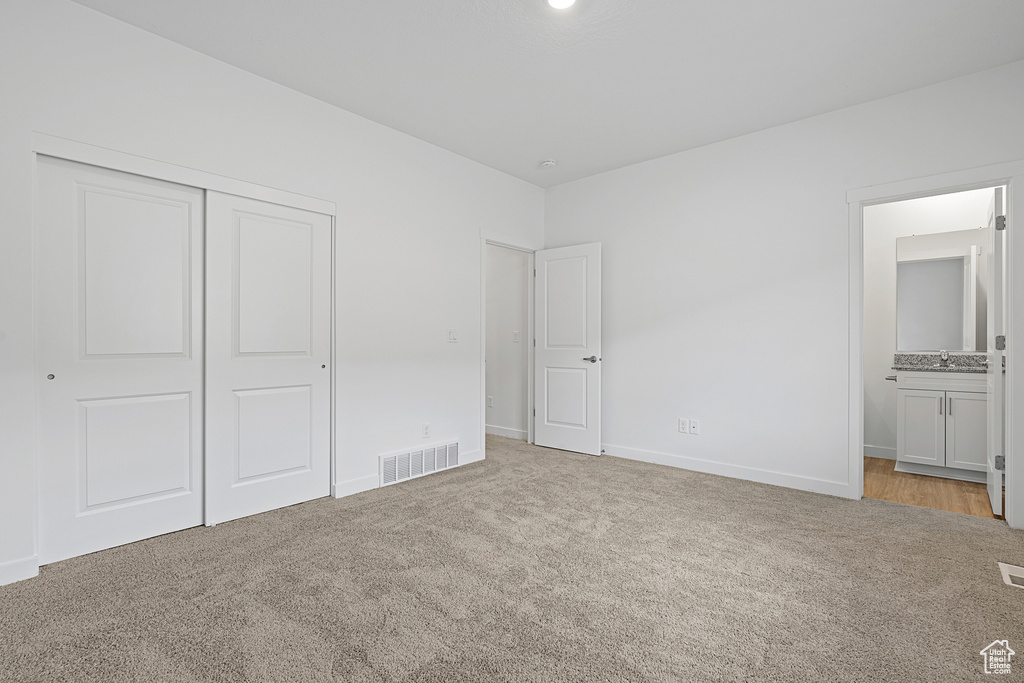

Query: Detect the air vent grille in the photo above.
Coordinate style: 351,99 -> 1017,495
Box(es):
382,456 -> 397,485
411,450 -> 423,477
379,441 -> 460,487
999,562 -> 1024,589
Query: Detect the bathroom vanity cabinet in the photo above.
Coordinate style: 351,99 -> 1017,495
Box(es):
896,370 -> 987,481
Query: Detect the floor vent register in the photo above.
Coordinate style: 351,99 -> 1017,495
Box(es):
380,442 -> 459,486
998,562 -> 1024,589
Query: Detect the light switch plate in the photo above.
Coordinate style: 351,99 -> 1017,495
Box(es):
447,329 -> 459,343
513,331 -> 520,343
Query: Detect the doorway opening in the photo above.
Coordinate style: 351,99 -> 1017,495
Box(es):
480,239 -> 604,458
861,186 -> 1006,519
484,242 -> 534,444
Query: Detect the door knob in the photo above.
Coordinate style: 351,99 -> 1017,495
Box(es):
582,356 -> 598,363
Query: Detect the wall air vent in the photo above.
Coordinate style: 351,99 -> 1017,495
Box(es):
380,441 -> 460,486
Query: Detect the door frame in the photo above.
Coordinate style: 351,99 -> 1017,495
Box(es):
31,133 -> 338,540
847,159 -> 1024,528
480,232 -> 539,459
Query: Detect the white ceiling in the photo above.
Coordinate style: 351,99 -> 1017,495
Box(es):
71,0 -> 1024,188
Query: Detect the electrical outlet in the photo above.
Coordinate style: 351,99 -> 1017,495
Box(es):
422,423 -> 430,438
487,396 -> 494,407
678,418 -> 689,434
690,419 -> 700,435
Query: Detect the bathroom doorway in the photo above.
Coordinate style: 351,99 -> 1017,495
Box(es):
861,186 -> 1006,518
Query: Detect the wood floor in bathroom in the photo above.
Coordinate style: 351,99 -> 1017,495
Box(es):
863,457 -> 1000,519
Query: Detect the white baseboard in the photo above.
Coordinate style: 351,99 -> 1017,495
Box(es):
603,444 -> 852,498
0,555 -> 39,586
485,425 -> 528,441
459,449 -> 484,465
864,445 -> 896,460
332,473 -> 378,499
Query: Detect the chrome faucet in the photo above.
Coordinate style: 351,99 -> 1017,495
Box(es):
938,350 -> 950,367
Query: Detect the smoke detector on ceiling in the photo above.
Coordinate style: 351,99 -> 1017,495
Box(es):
539,159 -> 558,169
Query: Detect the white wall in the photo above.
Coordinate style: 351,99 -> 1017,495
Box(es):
485,245 -> 531,440
863,191 -> 993,459
0,0 -> 544,583
545,60 -> 1024,496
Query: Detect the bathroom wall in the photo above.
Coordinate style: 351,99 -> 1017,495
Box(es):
863,190 -> 995,459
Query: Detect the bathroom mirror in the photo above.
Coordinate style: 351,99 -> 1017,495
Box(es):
896,244 -> 978,351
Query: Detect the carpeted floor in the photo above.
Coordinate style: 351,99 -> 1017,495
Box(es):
2,435 -> 1023,682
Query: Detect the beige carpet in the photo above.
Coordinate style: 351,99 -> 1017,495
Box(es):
2,435 -> 1023,682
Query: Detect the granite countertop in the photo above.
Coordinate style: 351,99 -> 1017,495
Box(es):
892,352 -> 987,374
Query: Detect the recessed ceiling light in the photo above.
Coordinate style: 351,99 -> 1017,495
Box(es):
539,159 -> 558,169
548,0 -> 576,9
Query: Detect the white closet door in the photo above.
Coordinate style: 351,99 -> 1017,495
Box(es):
35,156 -> 205,564
205,192 -> 332,525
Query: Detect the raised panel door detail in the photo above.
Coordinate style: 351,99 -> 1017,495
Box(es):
946,392 -> 987,472
545,367 -> 588,429
235,213 -> 312,356
78,393 -> 192,510
79,186 -> 190,357
234,386 -> 313,483
897,389 -> 944,466
544,256 -> 588,350
37,157 -> 203,565
206,191 -> 331,525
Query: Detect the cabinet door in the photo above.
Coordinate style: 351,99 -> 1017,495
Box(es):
897,389 -> 945,466
946,391 -> 988,472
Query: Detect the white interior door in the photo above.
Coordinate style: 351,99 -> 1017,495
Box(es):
35,156 -> 205,564
534,243 -> 601,455
205,192 -> 332,525
986,187 -> 1005,516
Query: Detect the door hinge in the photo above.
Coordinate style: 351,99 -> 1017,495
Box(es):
996,335 -> 1006,351
996,215 -> 1006,231
534,268 -> 537,277
995,455 -> 1005,471
533,339 -> 536,347
533,408 -> 536,417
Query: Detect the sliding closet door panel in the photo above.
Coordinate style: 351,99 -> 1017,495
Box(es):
35,156 -> 204,565
206,192 -> 331,525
